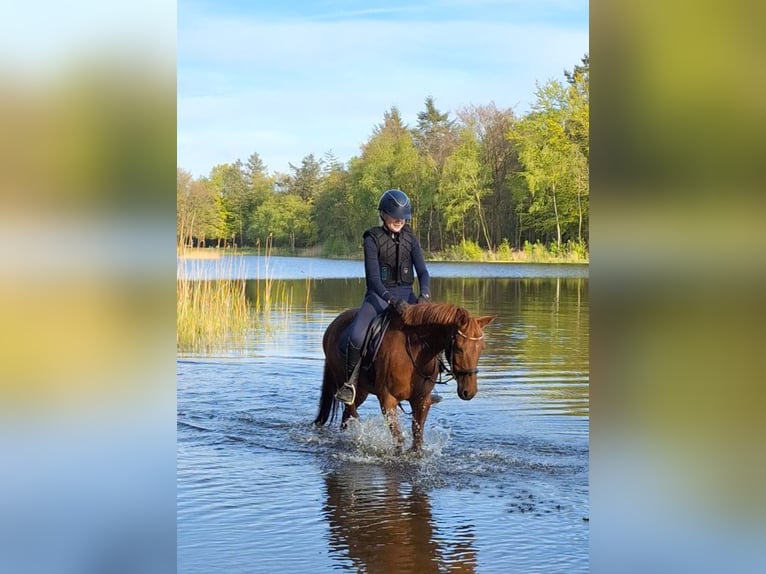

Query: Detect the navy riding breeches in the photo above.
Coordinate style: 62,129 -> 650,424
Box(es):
339,287 -> 417,352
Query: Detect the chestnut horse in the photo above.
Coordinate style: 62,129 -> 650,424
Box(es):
313,302 -> 495,451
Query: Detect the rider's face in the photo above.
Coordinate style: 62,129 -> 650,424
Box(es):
382,213 -> 405,233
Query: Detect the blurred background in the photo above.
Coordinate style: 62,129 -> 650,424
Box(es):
591,1 -> 766,572
1,1 -> 764,573
0,2 -> 176,573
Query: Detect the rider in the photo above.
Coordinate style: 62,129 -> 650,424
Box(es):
334,189 -> 432,405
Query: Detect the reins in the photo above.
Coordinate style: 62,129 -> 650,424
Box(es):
404,327 -> 485,384
397,320 -> 486,416
405,335 -> 441,383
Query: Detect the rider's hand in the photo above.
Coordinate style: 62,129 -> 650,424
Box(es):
417,293 -> 431,304
390,298 -> 409,315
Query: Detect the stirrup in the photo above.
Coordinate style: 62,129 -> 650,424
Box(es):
334,382 -> 356,405
336,359 -> 361,405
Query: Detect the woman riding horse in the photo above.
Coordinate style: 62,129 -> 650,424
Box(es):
334,189 -> 432,405
316,302 -> 495,451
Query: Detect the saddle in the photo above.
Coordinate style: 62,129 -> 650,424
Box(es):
359,309 -> 392,371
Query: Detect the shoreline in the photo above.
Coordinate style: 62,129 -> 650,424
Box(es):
177,246 -> 588,265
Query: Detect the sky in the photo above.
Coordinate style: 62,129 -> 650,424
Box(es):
178,0 -> 589,177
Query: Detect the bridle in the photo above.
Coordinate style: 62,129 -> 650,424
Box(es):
447,329 -> 485,377
405,327 -> 485,382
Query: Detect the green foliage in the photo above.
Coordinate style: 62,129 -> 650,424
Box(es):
288,154 -> 322,201
567,238 -> 589,260
209,161 -> 264,247
176,55 -> 589,258
177,168 -> 225,247
313,165 -> 355,246
248,193 -> 317,250
496,238 -> 512,260
523,240 -> 551,261
445,239 -> 484,261
439,128 -> 492,246
508,55 -> 589,248
518,239 -> 588,263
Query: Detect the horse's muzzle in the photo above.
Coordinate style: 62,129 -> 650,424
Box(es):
458,387 -> 476,400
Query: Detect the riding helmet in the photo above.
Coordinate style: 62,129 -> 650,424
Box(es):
378,189 -> 412,220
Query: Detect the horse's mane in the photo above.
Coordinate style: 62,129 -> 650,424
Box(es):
401,302 -> 464,328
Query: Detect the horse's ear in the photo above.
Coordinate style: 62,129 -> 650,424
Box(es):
477,315 -> 495,328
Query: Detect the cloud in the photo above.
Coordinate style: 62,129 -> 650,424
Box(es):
178,4 -> 588,176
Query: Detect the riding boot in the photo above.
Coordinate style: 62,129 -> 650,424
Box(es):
335,343 -> 361,405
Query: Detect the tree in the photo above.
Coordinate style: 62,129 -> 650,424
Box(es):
321,150 -> 345,174
177,168 -> 193,247
209,161 -> 258,247
288,154 -> 323,202
244,151 -> 274,208
414,96 -> 458,167
413,96 -> 460,251
457,103 -> 518,248
248,193 -> 316,250
313,159 -> 354,251
508,62 -> 589,248
177,168 -> 221,248
439,129 -> 493,247
350,107 -> 426,240
564,55 -> 590,243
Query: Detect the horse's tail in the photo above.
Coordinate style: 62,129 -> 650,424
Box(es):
313,361 -> 339,426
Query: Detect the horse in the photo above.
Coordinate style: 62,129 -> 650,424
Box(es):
322,464 -> 478,572
313,302 -> 495,452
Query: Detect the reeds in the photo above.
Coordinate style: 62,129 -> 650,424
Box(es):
177,256 -> 251,354
251,237 -> 293,315
177,242 -> 296,354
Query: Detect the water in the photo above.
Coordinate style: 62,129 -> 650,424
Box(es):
178,254 -> 589,280
177,257 -> 589,573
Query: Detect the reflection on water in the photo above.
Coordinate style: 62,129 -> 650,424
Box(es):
178,266 -> 589,573
323,464 -> 476,573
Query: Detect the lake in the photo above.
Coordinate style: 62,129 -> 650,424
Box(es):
177,256 -> 589,573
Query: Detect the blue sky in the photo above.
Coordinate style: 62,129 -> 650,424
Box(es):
178,0 -> 588,177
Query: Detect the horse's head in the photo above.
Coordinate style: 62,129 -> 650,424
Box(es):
450,309 -> 495,400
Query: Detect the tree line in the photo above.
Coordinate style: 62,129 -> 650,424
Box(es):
177,55 -> 588,257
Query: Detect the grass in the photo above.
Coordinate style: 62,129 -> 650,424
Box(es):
177,256 -> 251,354
300,237 -> 589,263
428,239 -> 589,264
177,240 -> 293,355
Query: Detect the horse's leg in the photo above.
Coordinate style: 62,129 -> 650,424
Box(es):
379,394 -> 404,452
340,405 -> 355,429
340,389 -> 368,429
409,395 -> 432,453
